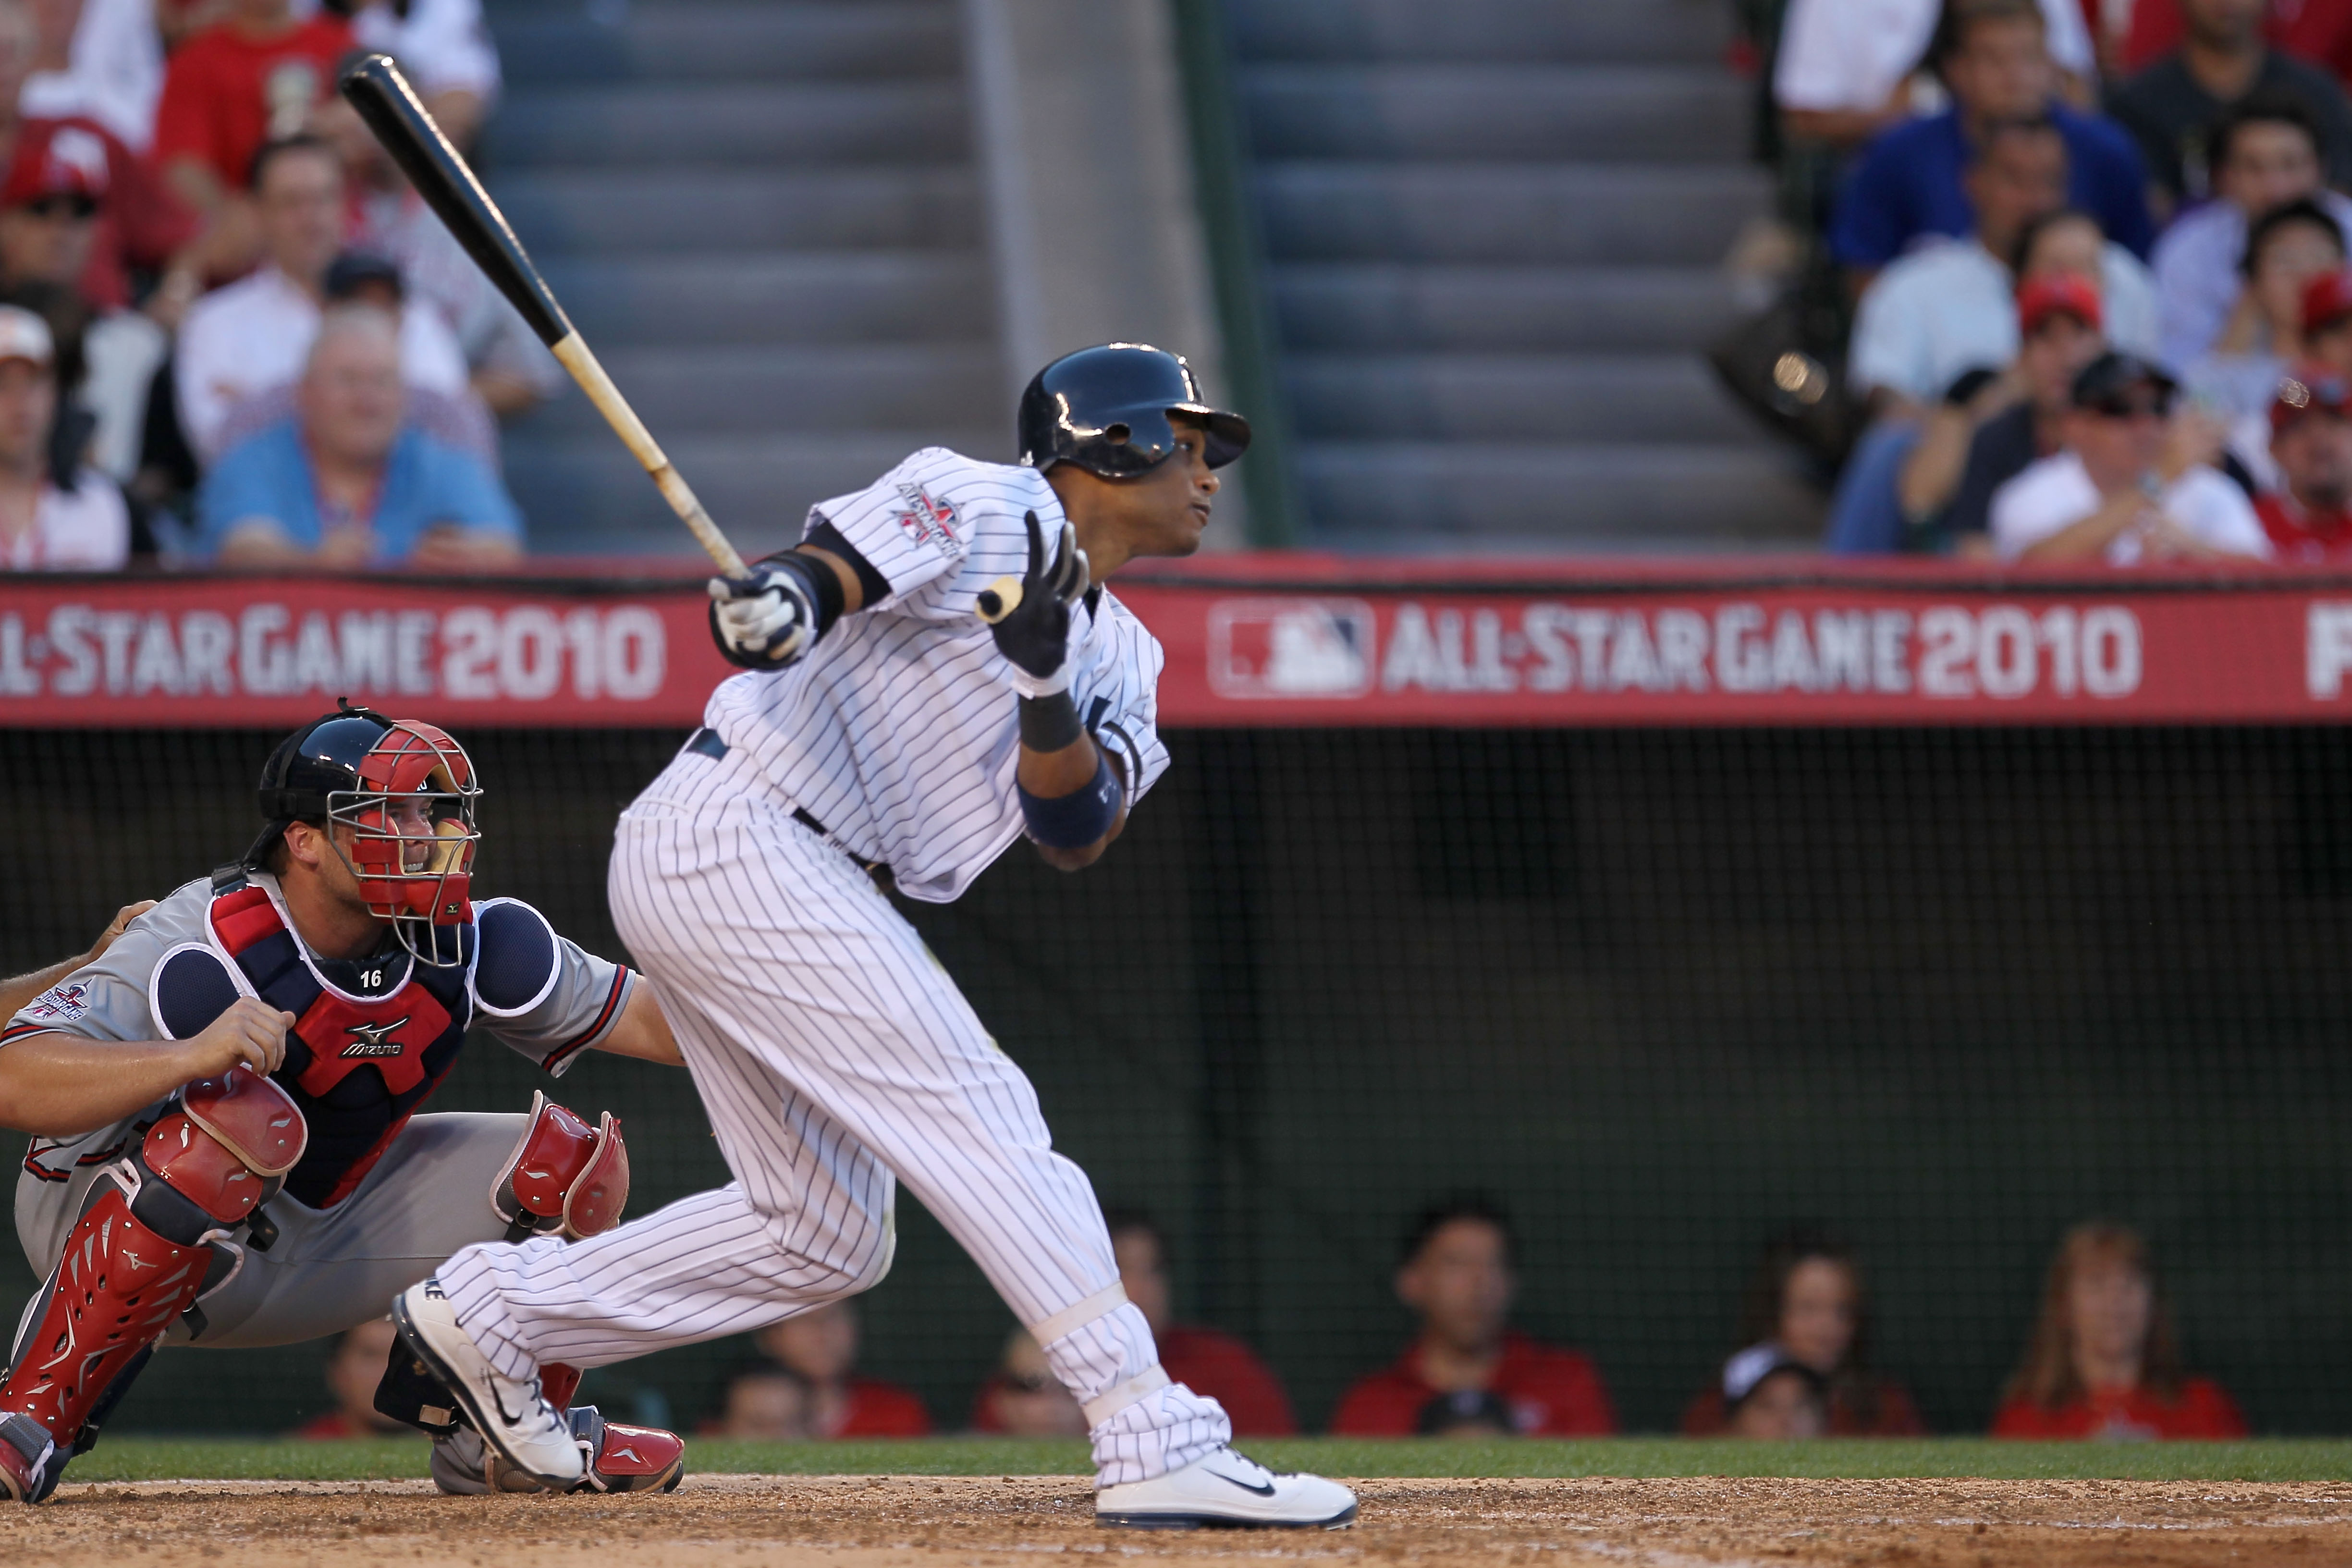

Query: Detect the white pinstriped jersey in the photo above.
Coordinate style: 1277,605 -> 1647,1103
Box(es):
703,447 -> 1173,902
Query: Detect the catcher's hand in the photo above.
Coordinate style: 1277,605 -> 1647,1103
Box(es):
976,510 -> 1088,697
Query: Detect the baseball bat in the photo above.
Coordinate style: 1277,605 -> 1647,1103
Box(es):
338,53 -> 748,576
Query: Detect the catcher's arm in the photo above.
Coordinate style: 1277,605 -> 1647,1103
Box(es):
591,983 -> 684,1066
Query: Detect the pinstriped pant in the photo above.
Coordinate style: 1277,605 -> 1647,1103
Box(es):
439,749 -> 1229,1484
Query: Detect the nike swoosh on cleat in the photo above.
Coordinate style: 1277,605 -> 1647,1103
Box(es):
1209,1470 -> 1276,1497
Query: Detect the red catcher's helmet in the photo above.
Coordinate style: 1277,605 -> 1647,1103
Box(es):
248,702 -> 483,966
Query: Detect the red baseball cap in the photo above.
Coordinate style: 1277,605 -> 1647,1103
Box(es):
0,120 -> 110,210
2017,273 -> 2102,336
2271,362 -> 2352,433
2303,270 -> 2352,335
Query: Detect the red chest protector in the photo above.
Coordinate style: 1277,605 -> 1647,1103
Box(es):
199,883 -> 476,1209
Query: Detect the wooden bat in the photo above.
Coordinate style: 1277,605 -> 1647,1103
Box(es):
338,53 -> 748,576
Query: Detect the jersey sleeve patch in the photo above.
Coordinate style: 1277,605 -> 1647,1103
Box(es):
151,943 -> 243,1040
473,899 -> 561,1017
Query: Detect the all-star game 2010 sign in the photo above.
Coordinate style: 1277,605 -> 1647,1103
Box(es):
4,562 -> 2352,727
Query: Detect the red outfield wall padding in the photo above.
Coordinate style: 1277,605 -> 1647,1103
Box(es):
7,561 -> 2352,727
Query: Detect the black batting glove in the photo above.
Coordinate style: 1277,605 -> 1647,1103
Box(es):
708,562 -> 816,671
976,510 -> 1089,696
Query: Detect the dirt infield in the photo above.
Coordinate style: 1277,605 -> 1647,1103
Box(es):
5,1474 -> 2351,1568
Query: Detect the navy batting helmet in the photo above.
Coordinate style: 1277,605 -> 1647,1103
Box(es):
1017,343 -> 1250,479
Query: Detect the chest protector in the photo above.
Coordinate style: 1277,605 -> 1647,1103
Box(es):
201,881 -> 476,1209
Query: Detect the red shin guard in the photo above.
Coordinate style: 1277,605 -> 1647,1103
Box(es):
0,1188 -> 210,1447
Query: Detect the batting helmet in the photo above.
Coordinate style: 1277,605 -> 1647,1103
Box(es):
1017,343 -> 1250,479
246,700 -> 482,966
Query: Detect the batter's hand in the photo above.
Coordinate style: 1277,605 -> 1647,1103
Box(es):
183,997 -> 296,1080
976,510 -> 1088,697
90,900 -> 156,961
708,563 -> 815,671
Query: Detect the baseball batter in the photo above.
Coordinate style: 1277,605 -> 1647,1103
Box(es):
392,344 -> 1356,1528
0,707 -> 686,1502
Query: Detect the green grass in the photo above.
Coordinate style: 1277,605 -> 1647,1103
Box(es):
54,1436 -> 2352,1485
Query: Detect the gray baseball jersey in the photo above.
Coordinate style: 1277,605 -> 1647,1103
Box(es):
10,872 -> 632,1280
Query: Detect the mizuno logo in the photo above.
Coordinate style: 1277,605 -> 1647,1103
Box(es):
341,1017 -> 410,1057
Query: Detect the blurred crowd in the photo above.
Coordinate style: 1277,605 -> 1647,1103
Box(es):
0,0 -> 543,575
297,1200 -> 2249,1444
1735,0 -> 2352,563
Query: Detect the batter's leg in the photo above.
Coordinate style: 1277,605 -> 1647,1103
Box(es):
439,805 -> 1226,1484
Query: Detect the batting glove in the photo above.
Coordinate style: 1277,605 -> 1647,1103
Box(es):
708,564 -> 814,671
976,510 -> 1090,697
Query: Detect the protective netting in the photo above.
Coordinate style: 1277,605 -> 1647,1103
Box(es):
2,724 -> 2348,1435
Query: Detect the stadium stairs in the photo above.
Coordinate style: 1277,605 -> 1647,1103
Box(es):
481,0 -> 1002,558
1224,0 -> 1824,551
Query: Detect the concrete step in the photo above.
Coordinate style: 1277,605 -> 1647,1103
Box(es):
485,82 -> 969,168
520,343 -> 1002,437
1240,65 -> 1747,163
536,252 -> 995,346
507,429 -> 1004,557
1253,162 -> 1768,266
1286,354 -> 1769,445
1227,0 -> 1729,65
489,167 -> 981,255
1294,442 -> 1823,547
491,0 -> 959,85
1269,265 -> 1746,353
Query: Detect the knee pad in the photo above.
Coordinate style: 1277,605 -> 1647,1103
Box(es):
490,1091 -> 630,1242
139,1067 -> 308,1233
0,1068 -> 306,1456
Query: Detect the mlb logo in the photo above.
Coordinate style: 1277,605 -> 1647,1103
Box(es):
1208,598 -> 1376,699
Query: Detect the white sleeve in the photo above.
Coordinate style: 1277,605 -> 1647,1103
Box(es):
1772,0 -> 1868,111
2101,248 -> 2162,361
1074,600 -> 1172,807
2038,0 -> 2097,78
2179,471 -> 2273,558
373,0 -> 501,100
173,304 -> 230,463
399,305 -> 473,398
803,449 -> 978,607
1846,270 -> 1923,399
1990,467 -> 2081,561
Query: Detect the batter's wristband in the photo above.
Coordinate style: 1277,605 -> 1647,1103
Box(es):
1017,691 -> 1084,752
1018,752 -> 1120,848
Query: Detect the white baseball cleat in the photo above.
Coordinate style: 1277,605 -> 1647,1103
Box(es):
1095,1447 -> 1357,1530
392,1278 -> 585,1491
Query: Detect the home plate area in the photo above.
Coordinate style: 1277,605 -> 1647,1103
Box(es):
3,1476 -> 2349,1568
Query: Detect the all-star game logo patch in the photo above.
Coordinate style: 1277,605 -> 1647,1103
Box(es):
27,980 -> 91,1021
893,483 -> 963,561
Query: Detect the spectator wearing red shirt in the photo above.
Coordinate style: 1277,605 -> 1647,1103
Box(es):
1681,1228 -> 1928,1437
1104,1210 -> 1297,1437
1991,1221 -> 2249,1440
152,0 -> 351,265
0,2 -> 200,319
1328,1195 -> 1615,1437
750,1299 -> 931,1439
2254,361 -> 2352,557
291,1318 -> 413,1439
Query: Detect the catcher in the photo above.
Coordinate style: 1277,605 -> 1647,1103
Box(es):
0,703 -> 686,1502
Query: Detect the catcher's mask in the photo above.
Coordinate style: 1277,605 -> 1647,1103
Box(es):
246,699 -> 482,967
